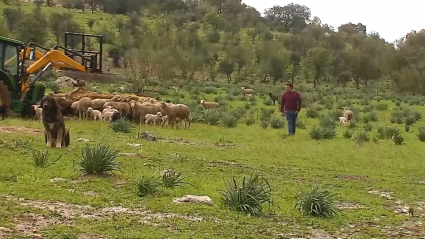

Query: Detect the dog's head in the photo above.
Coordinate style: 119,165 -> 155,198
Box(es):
40,95 -> 58,112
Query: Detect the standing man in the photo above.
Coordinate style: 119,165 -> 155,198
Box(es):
280,82 -> 302,135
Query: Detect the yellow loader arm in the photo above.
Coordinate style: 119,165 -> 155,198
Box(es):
26,50 -> 87,74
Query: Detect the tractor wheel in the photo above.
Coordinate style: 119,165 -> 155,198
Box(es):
0,80 -> 12,109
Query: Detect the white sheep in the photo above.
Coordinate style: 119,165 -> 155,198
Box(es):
77,97 -> 92,119
342,106 -> 354,124
130,100 -> 164,125
145,112 -> 163,126
33,105 -> 42,121
339,116 -> 348,126
103,109 -> 118,122
200,100 -> 220,109
91,99 -> 108,110
159,102 -> 191,129
87,107 -> 103,121
102,105 -> 114,115
241,87 -> 254,96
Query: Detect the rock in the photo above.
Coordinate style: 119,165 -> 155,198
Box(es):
127,143 -> 143,148
77,138 -> 90,142
55,76 -> 77,88
50,178 -> 68,183
0,227 -> 12,233
139,132 -> 157,141
143,163 -> 149,166
173,195 -> 213,206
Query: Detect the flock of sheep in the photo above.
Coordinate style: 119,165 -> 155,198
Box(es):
31,85 -> 354,129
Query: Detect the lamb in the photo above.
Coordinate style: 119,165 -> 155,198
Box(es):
33,105 -> 42,121
77,97 -> 93,119
339,116 -> 348,126
342,106 -> 354,124
102,105 -> 114,115
200,100 -> 220,109
145,112 -> 163,126
161,115 -> 171,128
71,101 -> 79,116
103,101 -> 124,114
87,107 -> 103,121
245,93 -> 253,99
159,102 -> 191,129
103,109 -> 119,122
241,87 -> 254,96
130,100 -> 164,125
268,93 -> 279,105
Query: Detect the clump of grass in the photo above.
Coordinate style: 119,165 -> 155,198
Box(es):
375,103 -> 388,111
364,123 -> 373,132
309,126 -> 336,140
110,118 -> 134,133
343,129 -> 353,139
260,108 -> 275,121
319,115 -> 336,128
75,143 -> 122,175
136,175 -> 161,197
264,98 -> 273,106
32,149 -> 61,168
392,132 -> 405,145
377,126 -> 400,140
161,169 -> 196,189
203,110 -> 222,125
270,117 -> 285,129
417,127 -> 425,142
306,107 -> 319,118
245,117 -> 255,126
354,131 -> 370,145
221,172 -> 274,217
294,186 -> 338,218
296,119 -> 306,129
260,120 -> 269,129
221,114 -> 238,128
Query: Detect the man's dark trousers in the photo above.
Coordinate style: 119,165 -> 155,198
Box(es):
285,110 -> 298,135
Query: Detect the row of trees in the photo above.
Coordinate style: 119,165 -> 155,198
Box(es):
1,0 -> 425,94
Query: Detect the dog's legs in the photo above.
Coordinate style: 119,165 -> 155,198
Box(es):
56,127 -> 63,148
46,130 -> 52,147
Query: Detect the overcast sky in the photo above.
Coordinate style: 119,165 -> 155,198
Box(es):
242,0 -> 424,43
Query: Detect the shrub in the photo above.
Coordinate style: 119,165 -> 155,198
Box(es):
375,103 -> 388,111
270,117 -> 285,129
76,143 -> 122,175
319,115 -> 336,128
364,123 -> 373,132
221,172 -> 274,216
203,110 -> 222,125
306,107 -> 319,118
377,126 -> 400,139
245,117 -> 255,126
405,114 -> 417,126
204,86 -> 217,94
221,114 -> 238,128
294,186 -> 338,218
366,111 -> 378,122
161,169 -> 195,189
296,119 -> 306,129
32,149 -> 61,168
328,109 -> 342,121
309,126 -> 336,140
417,127 -> 425,142
264,98 -> 273,106
137,175 -> 161,197
110,118 -> 134,133
260,120 -> 269,129
392,132 -> 404,145
260,108 -> 275,121
343,129 -> 353,139
354,131 -> 369,145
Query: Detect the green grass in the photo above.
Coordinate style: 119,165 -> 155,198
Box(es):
1,88 -> 425,238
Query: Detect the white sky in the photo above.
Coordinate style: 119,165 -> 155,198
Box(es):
242,0 -> 424,43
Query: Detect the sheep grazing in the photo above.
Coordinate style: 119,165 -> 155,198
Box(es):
87,107 -> 103,121
241,87 -> 254,96
130,100 -> 164,125
339,116 -> 348,126
161,115 -> 171,128
200,100 -> 220,109
159,102 -> 191,129
342,106 -> 354,124
77,97 -> 92,119
103,109 -> 119,122
268,93 -> 279,105
145,112 -> 163,126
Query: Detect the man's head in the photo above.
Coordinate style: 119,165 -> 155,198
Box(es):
285,82 -> 294,92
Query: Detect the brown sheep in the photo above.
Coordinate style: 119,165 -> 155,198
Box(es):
159,102 -> 191,129
200,100 -> 220,109
268,93 -> 279,105
77,97 -> 93,119
342,106 -> 354,123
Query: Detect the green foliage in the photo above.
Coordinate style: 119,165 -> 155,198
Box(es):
354,131 -> 370,145
377,126 -> 400,140
418,127 -> 425,142
110,118 -> 134,133
221,172 -> 274,216
221,113 -> 238,128
309,126 -> 336,140
295,186 -> 338,218
161,169 -> 195,189
136,175 -> 161,197
343,129 -> 353,139
32,149 -> 61,168
269,117 -> 285,129
245,117 -> 256,126
76,143 -> 122,175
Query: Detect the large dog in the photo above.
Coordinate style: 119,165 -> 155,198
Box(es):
40,95 -> 70,148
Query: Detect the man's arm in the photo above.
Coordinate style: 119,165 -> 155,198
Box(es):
280,93 -> 285,113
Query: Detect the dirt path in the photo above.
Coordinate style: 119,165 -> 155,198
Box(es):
0,125 -> 43,135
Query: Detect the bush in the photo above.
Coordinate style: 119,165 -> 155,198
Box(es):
76,143 -> 122,175
161,169 -> 195,189
245,117 -> 255,126
264,98 -> 273,106
295,186 -> 338,218
204,86 -> 217,94
392,132 -> 404,145
343,129 -> 353,139
296,119 -> 306,129
364,123 -> 373,132
221,114 -> 238,128
110,118 -> 134,133
309,126 -> 336,140
417,127 -> 425,142
270,117 -> 285,129
375,103 -> 388,111
319,115 -> 336,128
377,126 -> 400,139
203,110 -> 222,125
260,108 -> 275,121
260,120 -> 269,129
221,172 -> 274,216
354,131 -> 370,145
306,108 -> 320,118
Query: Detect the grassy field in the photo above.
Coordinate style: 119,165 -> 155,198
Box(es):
1,83 -> 425,238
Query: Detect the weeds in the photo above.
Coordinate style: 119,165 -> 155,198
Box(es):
295,186 -> 338,218
76,143 -> 122,175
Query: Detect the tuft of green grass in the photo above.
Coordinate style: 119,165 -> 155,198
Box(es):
75,143 -> 122,175
221,172 -> 274,217
109,118 -> 134,133
136,175 -> 161,197
295,186 -> 338,218
31,149 -> 62,168
161,169 -> 196,189
417,127 -> 425,142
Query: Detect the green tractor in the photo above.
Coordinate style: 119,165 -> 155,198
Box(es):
0,35 -> 45,116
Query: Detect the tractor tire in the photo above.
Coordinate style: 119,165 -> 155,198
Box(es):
0,80 -> 12,109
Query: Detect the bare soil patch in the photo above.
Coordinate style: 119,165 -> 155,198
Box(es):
160,138 -> 241,148
210,160 -> 248,168
0,125 -> 43,135
336,201 -> 366,210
